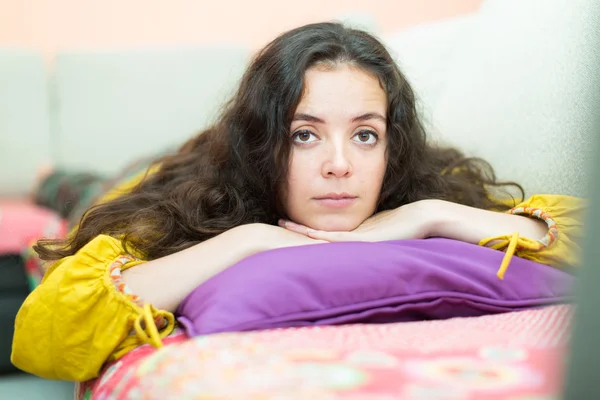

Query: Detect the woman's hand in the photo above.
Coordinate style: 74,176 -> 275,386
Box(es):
279,200 -> 438,242
279,199 -> 548,246
237,223 -> 327,254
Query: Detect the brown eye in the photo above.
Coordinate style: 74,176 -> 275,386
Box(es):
358,132 -> 370,142
298,132 -> 311,141
353,130 -> 378,145
292,130 -> 318,143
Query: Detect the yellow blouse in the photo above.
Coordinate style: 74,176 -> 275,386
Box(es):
11,170 -> 585,381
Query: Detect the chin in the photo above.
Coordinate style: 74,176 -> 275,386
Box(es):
303,215 -> 362,232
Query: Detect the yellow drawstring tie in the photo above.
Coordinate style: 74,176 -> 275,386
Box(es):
496,232 -> 519,280
479,232 -> 520,280
133,304 -> 173,348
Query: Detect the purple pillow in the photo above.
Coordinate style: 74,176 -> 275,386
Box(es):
176,238 -> 573,337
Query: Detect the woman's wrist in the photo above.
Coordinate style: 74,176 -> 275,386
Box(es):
409,199 -> 455,239
416,199 -> 548,244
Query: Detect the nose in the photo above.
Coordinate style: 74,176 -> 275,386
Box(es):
321,141 -> 352,178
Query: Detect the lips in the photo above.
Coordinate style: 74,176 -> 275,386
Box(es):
314,192 -> 357,200
313,193 -> 358,208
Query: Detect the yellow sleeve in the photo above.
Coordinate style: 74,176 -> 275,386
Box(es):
11,234 -> 175,381
480,194 -> 586,270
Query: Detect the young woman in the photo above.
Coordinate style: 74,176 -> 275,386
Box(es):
12,22 -> 583,381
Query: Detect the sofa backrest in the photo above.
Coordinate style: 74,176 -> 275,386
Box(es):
426,0 -> 600,197
0,50 -> 53,196
52,46 -> 250,177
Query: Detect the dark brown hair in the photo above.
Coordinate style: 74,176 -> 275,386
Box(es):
36,22 -> 523,261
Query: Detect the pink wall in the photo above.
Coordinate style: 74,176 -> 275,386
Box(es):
0,0 -> 481,62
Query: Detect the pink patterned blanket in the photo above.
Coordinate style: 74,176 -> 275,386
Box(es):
78,305 -> 571,399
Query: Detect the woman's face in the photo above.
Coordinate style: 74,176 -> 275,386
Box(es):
282,64 -> 388,231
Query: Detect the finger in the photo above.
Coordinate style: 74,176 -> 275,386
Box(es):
306,229 -> 353,242
278,219 -> 312,236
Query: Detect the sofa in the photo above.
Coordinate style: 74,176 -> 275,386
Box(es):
0,0 -> 598,390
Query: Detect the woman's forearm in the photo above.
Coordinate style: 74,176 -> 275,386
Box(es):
121,225 -> 255,313
426,199 -> 548,245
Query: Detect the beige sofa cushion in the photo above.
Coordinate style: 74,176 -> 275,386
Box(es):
382,13 -> 478,130
53,46 -> 249,175
430,0 -> 600,197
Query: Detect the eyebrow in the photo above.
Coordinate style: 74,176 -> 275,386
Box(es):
292,112 -> 386,124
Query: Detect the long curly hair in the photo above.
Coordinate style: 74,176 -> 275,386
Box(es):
36,22 -> 523,261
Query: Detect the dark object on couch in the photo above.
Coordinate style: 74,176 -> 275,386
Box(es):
0,254 -> 29,374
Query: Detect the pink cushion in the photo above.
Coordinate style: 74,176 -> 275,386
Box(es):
0,200 -> 67,254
